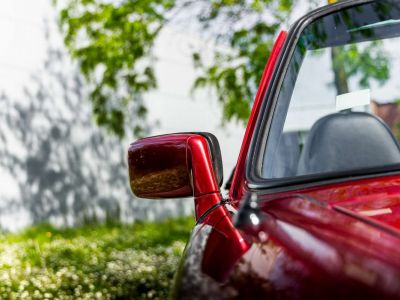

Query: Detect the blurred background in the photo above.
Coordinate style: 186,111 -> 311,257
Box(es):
0,0 -> 323,231
0,0 -> 242,231
0,0 -> 324,298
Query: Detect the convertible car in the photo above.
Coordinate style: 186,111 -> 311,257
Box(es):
128,0 -> 400,299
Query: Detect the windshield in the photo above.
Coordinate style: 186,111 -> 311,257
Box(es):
262,0 -> 400,179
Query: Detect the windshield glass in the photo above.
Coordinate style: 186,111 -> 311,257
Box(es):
262,0 -> 400,179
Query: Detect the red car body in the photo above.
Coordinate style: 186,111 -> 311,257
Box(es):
128,1 -> 400,298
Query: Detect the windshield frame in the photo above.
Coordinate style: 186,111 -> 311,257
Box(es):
245,0 -> 400,192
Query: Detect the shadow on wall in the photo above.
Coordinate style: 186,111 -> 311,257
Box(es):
0,26 -> 192,230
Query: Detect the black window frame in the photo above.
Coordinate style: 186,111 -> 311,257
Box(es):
246,0 -> 400,194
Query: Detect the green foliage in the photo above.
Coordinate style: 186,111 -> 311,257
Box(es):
57,0 -> 296,135
58,0 -> 175,137
332,41 -> 390,93
0,217 -> 194,299
57,0 -> 391,135
194,0 -> 293,123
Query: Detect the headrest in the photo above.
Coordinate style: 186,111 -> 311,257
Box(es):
297,112 -> 400,175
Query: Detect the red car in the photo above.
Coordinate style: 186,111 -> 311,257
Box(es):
128,1 -> 400,299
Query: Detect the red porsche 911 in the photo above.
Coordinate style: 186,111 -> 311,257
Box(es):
128,0 -> 400,298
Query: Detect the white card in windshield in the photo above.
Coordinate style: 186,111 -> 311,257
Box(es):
336,89 -> 370,111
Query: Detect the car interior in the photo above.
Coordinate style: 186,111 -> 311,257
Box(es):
266,111 -> 400,178
297,111 -> 400,175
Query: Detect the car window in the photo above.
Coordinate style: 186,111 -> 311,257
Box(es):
262,0 -> 400,179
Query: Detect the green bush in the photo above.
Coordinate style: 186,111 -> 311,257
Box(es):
0,217 -> 194,299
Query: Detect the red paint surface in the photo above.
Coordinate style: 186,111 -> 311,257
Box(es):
128,133 -> 222,220
223,174 -> 400,298
253,192 -> 400,298
230,31 -> 288,203
201,204 -> 250,282
270,174 -> 400,233
196,173 -> 400,298
194,192 -> 221,222
187,136 -> 220,198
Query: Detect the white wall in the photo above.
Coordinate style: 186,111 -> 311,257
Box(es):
0,0 -> 246,230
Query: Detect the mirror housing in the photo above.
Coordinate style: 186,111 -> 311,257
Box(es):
128,132 -> 223,199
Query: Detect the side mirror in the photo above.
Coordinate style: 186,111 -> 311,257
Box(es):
128,132 -> 223,199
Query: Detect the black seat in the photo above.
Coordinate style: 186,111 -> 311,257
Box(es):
297,112 -> 400,176
269,132 -> 301,178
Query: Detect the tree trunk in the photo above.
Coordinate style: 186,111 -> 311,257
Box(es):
331,47 -> 349,94
329,0 -> 349,95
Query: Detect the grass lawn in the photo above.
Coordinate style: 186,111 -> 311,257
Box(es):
0,217 -> 194,299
